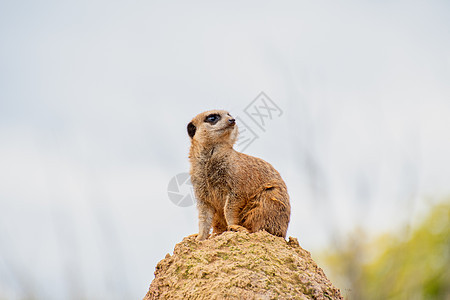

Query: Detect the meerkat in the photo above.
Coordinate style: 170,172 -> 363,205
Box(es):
187,109 -> 291,241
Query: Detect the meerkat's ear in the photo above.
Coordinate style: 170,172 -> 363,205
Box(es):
187,122 -> 196,138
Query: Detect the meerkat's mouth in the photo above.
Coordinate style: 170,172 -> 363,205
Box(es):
215,122 -> 235,132
215,126 -> 231,132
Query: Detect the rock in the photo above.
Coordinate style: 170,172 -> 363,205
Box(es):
143,231 -> 343,300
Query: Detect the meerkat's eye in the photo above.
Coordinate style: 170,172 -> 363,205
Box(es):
204,114 -> 220,124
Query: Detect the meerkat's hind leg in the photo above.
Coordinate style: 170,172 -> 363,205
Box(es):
242,189 -> 290,238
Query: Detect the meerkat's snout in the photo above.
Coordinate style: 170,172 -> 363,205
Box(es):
228,118 -> 235,126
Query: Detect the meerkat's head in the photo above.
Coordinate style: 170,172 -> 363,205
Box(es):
187,110 -> 238,148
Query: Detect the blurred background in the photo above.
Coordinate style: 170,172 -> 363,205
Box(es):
1,1 -> 449,299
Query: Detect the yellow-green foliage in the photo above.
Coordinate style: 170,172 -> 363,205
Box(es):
323,200 -> 450,299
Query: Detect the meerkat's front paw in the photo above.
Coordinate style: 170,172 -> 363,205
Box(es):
228,225 -> 250,233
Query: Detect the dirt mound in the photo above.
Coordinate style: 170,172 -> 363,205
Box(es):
144,231 -> 342,300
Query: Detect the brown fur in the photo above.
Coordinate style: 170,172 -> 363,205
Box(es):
187,109 -> 291,240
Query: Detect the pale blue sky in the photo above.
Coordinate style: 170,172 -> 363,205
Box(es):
1,1 -> 450,299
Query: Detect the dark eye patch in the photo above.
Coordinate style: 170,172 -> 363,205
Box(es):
204,114 -> 220,124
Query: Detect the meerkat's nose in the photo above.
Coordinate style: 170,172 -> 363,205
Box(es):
228,118 -> 236,125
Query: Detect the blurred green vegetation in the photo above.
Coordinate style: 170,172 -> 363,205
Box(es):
321,200 -> 450,300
